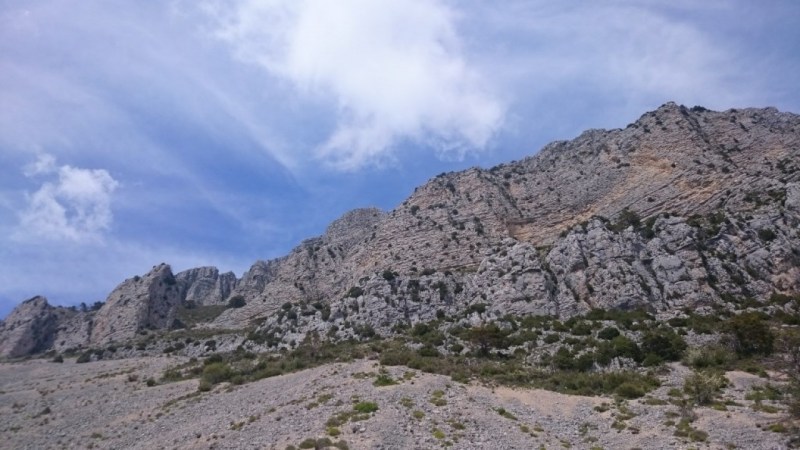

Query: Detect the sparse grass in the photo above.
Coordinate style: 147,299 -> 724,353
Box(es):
175,304 -> 228,326
353,401 -> 379,414
674,418 -> 708,442
373,372 -> 398,387
594,402 -> 611,412
767,423 -> 787,433
412,410 -> 425,420
642,396 -> 668,405
448,420 -> 465,430
430,390 -> 447,406
495,407 -> 517,420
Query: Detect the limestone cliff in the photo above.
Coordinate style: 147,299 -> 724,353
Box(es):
175,266 -> 236,306
90,263 -> 182,345
2,103 -> 798,357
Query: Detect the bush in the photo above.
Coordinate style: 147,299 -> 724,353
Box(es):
467,324 -> 510,355
353,401 -> 378,414
758,228 -> 777,242
570,321 -> 592,336
615,382 -> 646,399
346,287 -> 364,298
51,354 -> 64,363
373,373 -> 397,387
610,336 -> 642,361
683,345 -> 735,369
725,312 -> 774,357
202,362 -> 233,384
382,270 -> 396,281
597,327 -> 620,340
684,371 -> 726,405
76,351 -> 93,364
227,295 -> 246,308
640,327 -> 686,362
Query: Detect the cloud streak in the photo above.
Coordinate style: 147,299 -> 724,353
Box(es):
206,0 -> 505,170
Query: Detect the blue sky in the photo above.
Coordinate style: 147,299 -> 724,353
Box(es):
1,0 -> 799,318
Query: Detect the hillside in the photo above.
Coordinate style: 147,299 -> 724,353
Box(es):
1,103 -> 799,448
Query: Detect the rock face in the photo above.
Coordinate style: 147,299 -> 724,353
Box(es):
0,297 -> 58,358
2,103 -> 799,357
217,103 -> 800,343
175,266 -> 236,306
90,263 -> 183,345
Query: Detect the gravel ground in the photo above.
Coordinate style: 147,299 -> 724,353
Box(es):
0,358 -> 791,449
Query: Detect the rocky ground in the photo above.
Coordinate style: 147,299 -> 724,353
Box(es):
0,357 -> 792,449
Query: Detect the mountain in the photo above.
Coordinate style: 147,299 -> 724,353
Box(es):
1,102 -> 798,358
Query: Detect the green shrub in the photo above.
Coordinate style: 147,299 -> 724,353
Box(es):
758,228 -> 777,242
202,362 -> 233,384
227,295 -> 246,308
615,382 -> 646,399
684,371 -> 726,405
346,287 -> 364,298
597,327 -> 620,340
667,317 -> 688,328
683,345 -> 735,369
641,353 -> 664,367
725,312 -> 774,357
373,373 -> 397,387
353,401 -> 378,414
570,321 -> 593,336
610,336 -> 642,361
543,333 -> 560,344
298,438 -> 318,449
467,323 -> 510,355
640,327 -> 686,362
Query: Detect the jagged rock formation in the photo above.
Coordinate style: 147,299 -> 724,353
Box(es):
175,266 -> 236,306
1,103 -> 798,357
0,296 -> 92,358
90,263 -> 183,345
0,297 -> 57,358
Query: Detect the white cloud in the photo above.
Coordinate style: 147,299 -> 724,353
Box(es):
17,154 -> 119,242
204,0 -> 505,170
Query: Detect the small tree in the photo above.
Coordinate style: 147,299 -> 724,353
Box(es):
467,323 -> 509,356
641,327 -> 687,362
684,371 -> 726,405
724,312 -> 773,357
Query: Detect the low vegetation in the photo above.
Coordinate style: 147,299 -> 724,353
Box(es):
155,299 -> 800,441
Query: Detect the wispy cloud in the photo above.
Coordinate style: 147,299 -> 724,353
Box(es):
204,0 -> 506,170
16,154 -> 119,242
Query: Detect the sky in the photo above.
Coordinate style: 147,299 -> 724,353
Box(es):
1,0 -> 799,318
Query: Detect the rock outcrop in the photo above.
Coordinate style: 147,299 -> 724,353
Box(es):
0,297 -> 58,358
90,263 -> 183,345
175,266 -> 236,306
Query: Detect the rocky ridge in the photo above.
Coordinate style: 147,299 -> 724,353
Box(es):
1,103 -> 798,357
